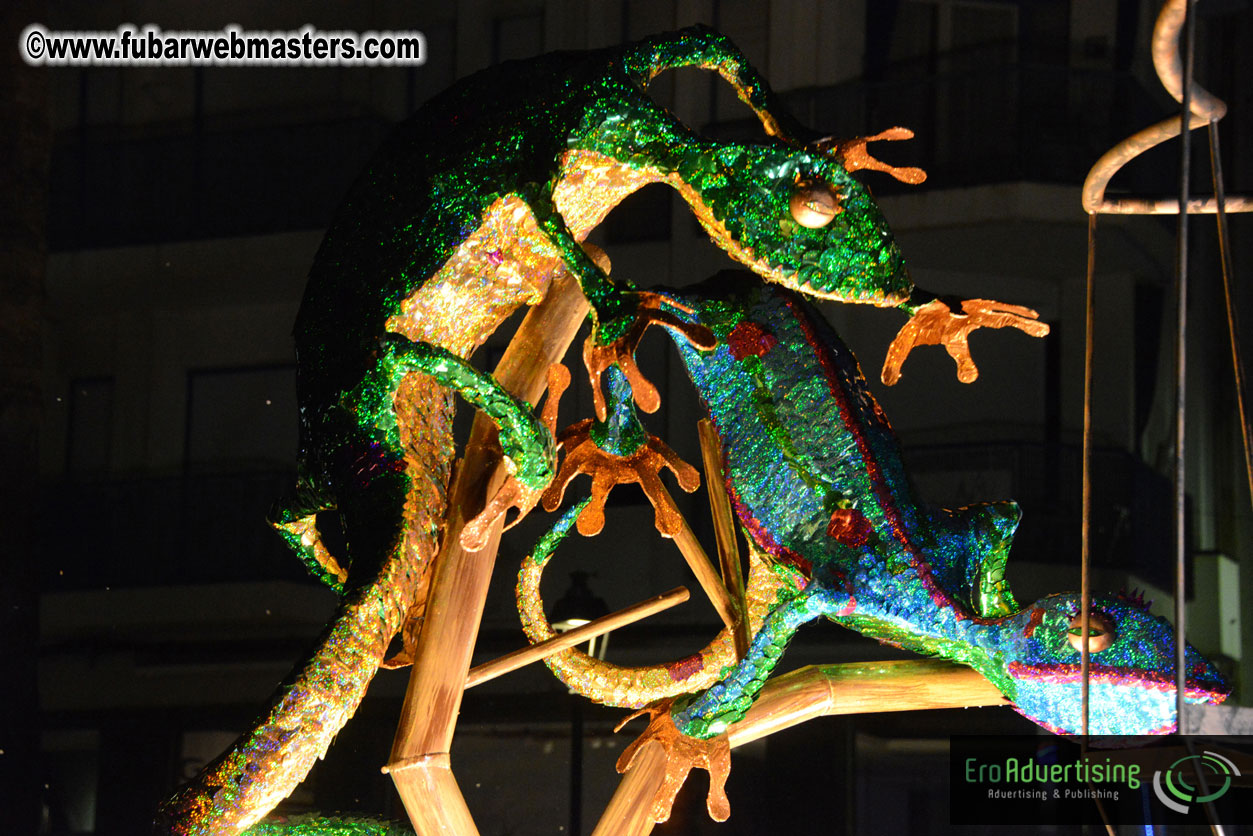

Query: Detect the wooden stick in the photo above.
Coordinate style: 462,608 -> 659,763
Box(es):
464,587 -> 690,689
663,493 -> 739,636
589,658 -> 1003,836
388,273 -> 589,834
697,419 -> 749,659
725,659 -> 1006,748
590,740 -> 668,836
381,754 -> 479,835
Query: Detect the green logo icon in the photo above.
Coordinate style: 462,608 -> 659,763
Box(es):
1152,751 -> 1240,814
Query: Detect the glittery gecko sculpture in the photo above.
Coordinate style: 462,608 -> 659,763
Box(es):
523,273 -> 1231,821
157,27 -> 1058,836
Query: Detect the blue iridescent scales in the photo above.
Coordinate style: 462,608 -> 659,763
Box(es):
643,274 -> 1228,739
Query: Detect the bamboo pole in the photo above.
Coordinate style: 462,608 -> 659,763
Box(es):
697,419 -> 749,659
387,273 -> 589,835
464,587 -> 691,689
591,659 -> 1005,836
724,658 -> 1005,748
590,741 -> 669,836
664,499 -> 740,635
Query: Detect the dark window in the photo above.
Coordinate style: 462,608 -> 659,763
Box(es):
66,377 -> 114,475
185,365 -> 297,471
492,12 -> 544,64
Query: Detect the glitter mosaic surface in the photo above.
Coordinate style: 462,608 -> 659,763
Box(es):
516,272 -> 1224,752
241,817 -> 413,836
517,499 -> 793,708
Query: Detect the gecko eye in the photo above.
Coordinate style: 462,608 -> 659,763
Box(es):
789,181 -> 842,228
1067,612 -> 1116,654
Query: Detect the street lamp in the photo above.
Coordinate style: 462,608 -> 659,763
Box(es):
550,571 -> 609,836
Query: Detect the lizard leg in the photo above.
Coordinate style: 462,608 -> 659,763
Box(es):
533,206 -> 714,418
266,338 -> 541,590
460,363 -> 571,551
881,295 -> 1050,386
366,335 -> 556,490
268,487 -> 347,592
613,582 -> 852,824
671,585 -> 849,738
350,335 -> 559,555
582,292 -> 715,420
541,367 -> 699,537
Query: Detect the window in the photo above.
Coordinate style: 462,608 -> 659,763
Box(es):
185,365 -> 297,471
66,377 -> 114,475
492,12 -> 544,64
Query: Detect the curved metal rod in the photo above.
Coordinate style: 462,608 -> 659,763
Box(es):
1082,0 -> 1249,215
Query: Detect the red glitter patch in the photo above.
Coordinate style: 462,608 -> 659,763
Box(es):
666,653 -> 705,682
1022,606 -> 1045,637
726,321 -> 777,360
827,508 -> 872,546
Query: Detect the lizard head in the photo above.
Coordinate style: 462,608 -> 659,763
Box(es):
599,26 -> 924,307
994,592 -> 1228,735
668,131 -> 923,307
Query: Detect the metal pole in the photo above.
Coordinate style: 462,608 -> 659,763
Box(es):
1172,0 -> 1196,737
1081,212 -> 1096,740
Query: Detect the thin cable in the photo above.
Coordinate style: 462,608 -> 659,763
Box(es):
1081,212 -> 1096,740
1172,0 -> 1195,737
1080,211 -> 1115,836
1171,9 -> 1224,834
1208,121 -> 1252,507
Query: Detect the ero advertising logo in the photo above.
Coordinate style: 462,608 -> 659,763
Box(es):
1152,751 -> 1241,814
950,735 -> 1253,826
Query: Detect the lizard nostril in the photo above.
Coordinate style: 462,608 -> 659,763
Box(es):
1067,612 -> 1116,653
789,181 -> 841,228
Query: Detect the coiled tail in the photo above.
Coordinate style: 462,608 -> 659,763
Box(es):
516,499 -> 793,708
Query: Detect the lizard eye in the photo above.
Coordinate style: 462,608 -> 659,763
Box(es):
1067,612 -> 1116,654
789,181 -> 842,228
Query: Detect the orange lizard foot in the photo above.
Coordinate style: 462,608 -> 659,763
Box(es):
540,419 -> 699,538
461,363 -> 570,551
881,298 -> 1050,386
585,291 -> 715,421
616,701 -> 732,823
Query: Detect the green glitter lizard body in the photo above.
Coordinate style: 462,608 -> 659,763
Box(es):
158,27 -> 1050,836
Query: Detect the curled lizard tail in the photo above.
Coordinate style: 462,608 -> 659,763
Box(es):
517,500 -> 789,708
